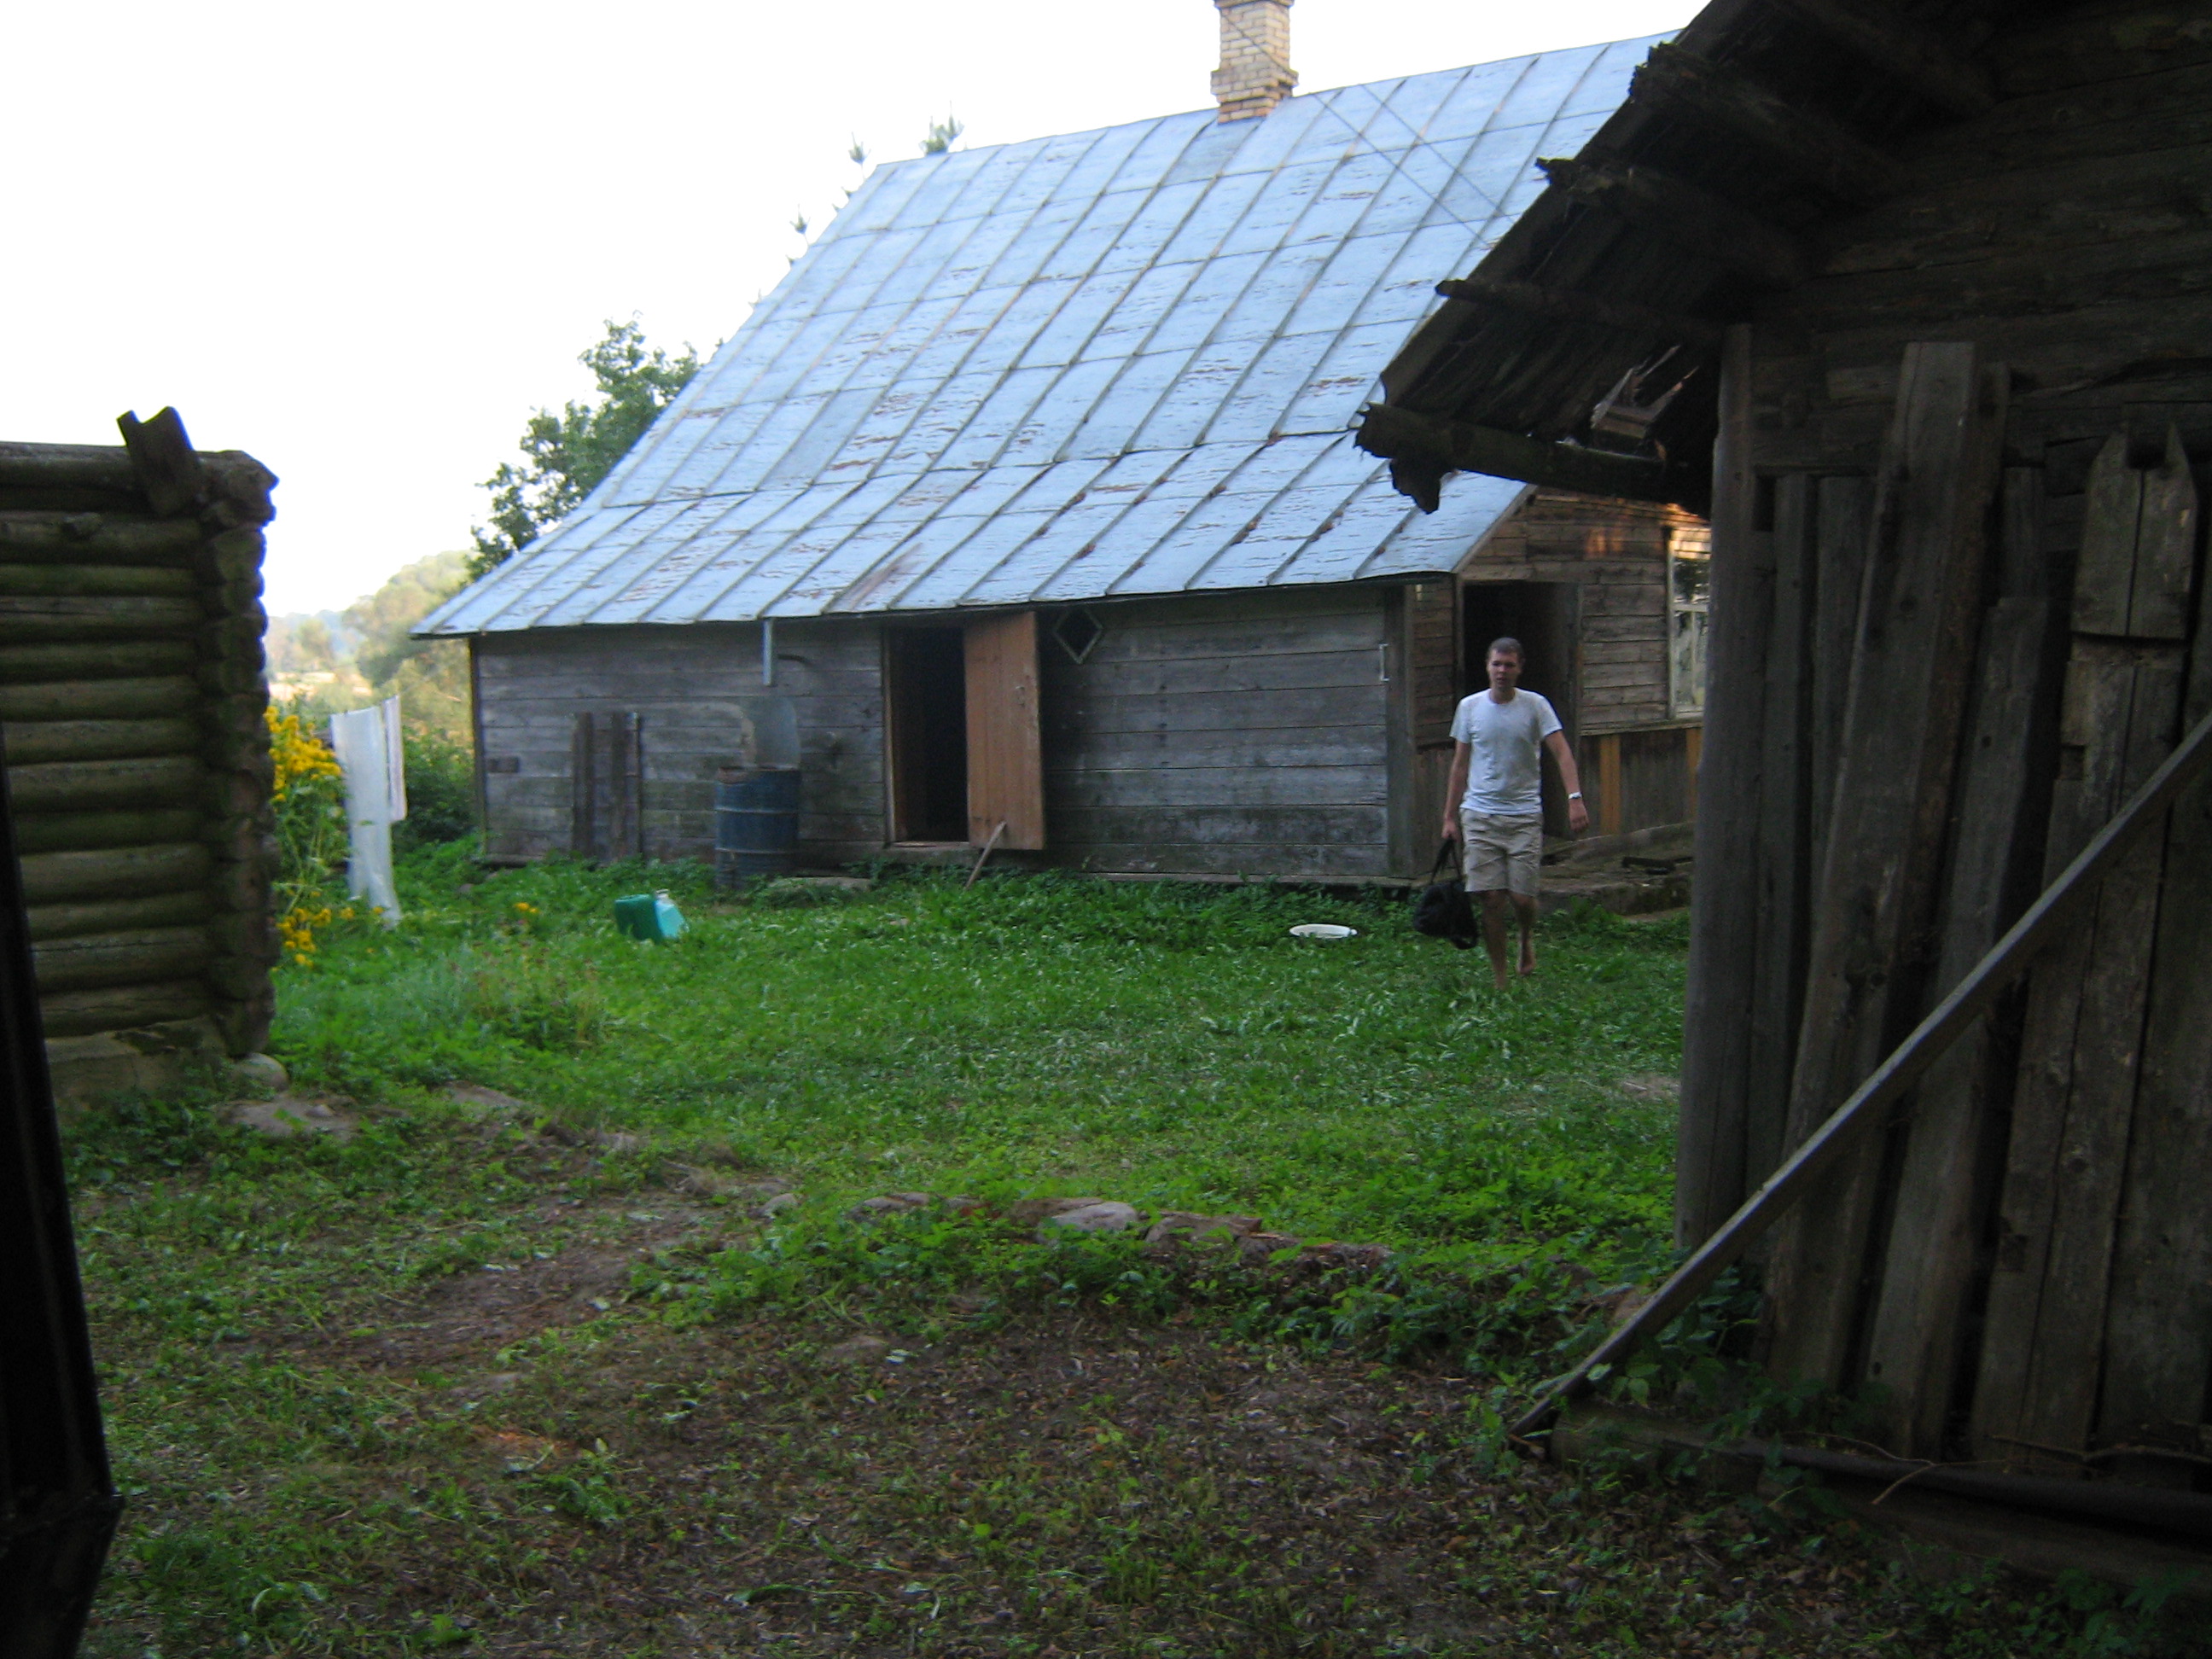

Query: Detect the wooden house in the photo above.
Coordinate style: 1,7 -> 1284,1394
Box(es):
420,12 -> 1708,881
1358,0 -> 2212,1562
0,414 -> 282,1101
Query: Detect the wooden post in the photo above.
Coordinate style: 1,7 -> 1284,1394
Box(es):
1764,346 -> 2005,1388
1677,325 -> 1769,1247
1745,474 -> 1818,1191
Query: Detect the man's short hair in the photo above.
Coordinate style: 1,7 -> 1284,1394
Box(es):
1487,637 -> 1525,663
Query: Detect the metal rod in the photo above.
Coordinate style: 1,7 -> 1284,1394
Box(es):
1511,704 -> 2212,1441
761,619 -> 776,687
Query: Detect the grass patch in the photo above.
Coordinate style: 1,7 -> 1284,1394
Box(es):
71,1104 -> 2212,1657
273,853 -> 1687,1274
68,854 -> 2212,1654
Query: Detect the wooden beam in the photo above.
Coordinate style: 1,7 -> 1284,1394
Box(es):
1767,0 -> 1997,119
1632,43 -> 1904,204
1431,273 -> 1724,348
1511,700 -> 2212,1442
1675,325 -> 1765,1247
1354,402 -> 1679,504
114,409 -> 207,518
1539,158 -> 1813,289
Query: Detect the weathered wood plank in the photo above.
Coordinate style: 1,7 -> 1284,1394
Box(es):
1048,804 -> 1389,847
1808,477 -> 1873,871
1972,640 -> 2188,1470
1678,326 -> 1769,1248
1861,595 -> 2061,1456
38,977 -> 208,1038
23,889 -> 212,944
32,927 -> 212,993
13,808 -> 204,855
1745,478 -> 1817,1194
5,755 -> 205,812
2130,427 -> 2197,640
2072,433 -> 2141,637
1044,765 -> 1386,811
2097,556 -> 2212,1481
1765,345 -> 2004,1388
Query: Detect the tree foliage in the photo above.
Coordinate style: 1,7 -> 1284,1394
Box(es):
469,317 -> 701,578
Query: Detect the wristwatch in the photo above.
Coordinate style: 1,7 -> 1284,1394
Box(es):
1568,792 -> 1583,800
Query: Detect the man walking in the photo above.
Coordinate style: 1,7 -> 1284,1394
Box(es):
1441,637 -> 1589,989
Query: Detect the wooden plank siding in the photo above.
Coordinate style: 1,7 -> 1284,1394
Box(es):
1652,1 -> 2212,1482
1039,587 -> 1394,879
1464,488 -> 1686,735
474,621 -> 887,866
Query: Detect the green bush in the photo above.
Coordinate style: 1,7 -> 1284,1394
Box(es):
396,727 -> 475,849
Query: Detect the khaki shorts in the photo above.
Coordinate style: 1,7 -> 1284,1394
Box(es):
1460,811 -> 1544,898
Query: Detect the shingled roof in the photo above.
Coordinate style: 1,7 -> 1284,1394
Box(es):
422,34 -> 1662,637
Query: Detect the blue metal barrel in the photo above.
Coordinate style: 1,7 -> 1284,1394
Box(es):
714,765 -> 801,887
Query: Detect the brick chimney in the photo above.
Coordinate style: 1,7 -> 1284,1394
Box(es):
1212,0 -> 1297,122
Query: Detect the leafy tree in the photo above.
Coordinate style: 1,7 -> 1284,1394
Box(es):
469,317 -> 701,577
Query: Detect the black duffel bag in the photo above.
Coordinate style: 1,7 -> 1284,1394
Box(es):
1411,838 -> 1478,950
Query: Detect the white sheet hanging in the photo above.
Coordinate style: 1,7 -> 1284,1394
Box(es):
328,696 -> 408,928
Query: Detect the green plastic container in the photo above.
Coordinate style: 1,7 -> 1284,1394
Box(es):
614,890 -> 686,942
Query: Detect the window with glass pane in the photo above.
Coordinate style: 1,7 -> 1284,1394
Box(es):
1668,524 -> 1711,718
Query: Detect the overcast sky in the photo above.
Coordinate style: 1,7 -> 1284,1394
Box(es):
3,0 -> 1695,614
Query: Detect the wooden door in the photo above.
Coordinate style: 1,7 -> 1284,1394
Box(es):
963,611 -> 1045,849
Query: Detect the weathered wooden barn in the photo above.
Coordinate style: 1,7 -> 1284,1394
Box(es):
1358,0 -> 2212,1572
0,414 -> 281,1099
421,15 -> 1709,879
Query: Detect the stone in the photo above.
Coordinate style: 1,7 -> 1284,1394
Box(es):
1295,1242 -> 1391,1272
1237,1230 -> 1303,1265
1144,1210 -> 1260,1247
940,1195 -> 986,1216
229,1095 -> 357,1143
1005,1196 -> 1106,1227
817,1335 -> 892,1368
445,1081 -> 533,1117
760,1192 -> 800,1217
846,1192 -> 935,1221
1041,1201 -> 1143,1238
228,1052 -> 288,1096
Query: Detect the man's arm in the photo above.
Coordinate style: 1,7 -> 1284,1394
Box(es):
1543,729 -> 1591,835
1441,740 -> 1470,840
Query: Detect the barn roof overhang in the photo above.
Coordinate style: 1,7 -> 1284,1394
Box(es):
1353,0 -> 2025,517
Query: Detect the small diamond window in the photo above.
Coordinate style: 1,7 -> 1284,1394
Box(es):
1052,607 -> 1104,665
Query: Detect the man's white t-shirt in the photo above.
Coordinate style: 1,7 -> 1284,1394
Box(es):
1452,689 -> 1562,817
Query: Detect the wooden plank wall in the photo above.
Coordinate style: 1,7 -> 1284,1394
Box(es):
1466,488 -> 1690,732
1038,587 -> 1394,878
474,621 -> 884,865
1674,2 -> 2212,1472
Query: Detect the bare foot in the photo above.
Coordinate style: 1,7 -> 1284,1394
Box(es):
1491,968 -> 1511,991
1519,943 -> 1538,976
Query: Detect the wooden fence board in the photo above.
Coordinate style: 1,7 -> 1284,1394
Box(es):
1809,477 -> 1872,878
1861,594 -> 2060,1456
1765,345 -> 2003,1388
1973,638 -> 2188,1470
2098,591 -> 2212,1481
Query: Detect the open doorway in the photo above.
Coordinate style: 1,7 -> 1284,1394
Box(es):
886,626 -> 968,842
1462,581 -> 1580,837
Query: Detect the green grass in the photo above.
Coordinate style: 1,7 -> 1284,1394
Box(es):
273,850 -> 1688,1274
68,853 -> 2212,1656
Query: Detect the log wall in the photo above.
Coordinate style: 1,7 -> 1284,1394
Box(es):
0,422 -> 280,1099
1675,2 -> 2212,1478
